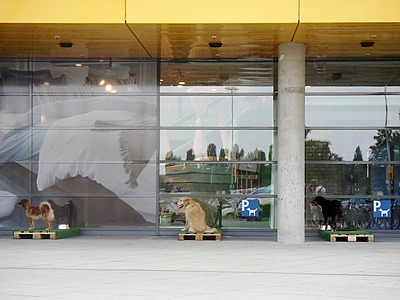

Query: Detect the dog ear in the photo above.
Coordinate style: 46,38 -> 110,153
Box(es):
182,197 -> 190,205
18,199 -> 27,206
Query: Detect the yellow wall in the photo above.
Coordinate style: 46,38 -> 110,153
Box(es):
1,0 -> 399,24
0,0 -> 125,23
126,0 -> 298,23
301,0 -> 400,23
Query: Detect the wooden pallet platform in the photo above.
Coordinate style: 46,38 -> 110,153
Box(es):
13,227 -> 81,240
320,230 -> 374,242
178,229 -> 222,241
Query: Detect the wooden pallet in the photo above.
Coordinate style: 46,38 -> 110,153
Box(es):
178,229 -> 222,241
320,230 -> 374,242
13,227 -> 81,240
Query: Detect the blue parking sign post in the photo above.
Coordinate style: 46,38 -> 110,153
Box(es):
241,199 -> 260,218
373,200 -> 391,218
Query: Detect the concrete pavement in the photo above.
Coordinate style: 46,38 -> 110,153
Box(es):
1,234 -> 400,299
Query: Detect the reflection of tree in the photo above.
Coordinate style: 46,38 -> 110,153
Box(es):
306,140 -> 343,161
166,151 -> 181,161
369,129 -> 400,161
347,146 -> 368,194
369,129 -> 400,195
218,148 -> 228,161
353,146 -> 363,161
186,149 -> 195,161
305,139 -> 343,194
207,143 -> 217,160
231,143 -> 244,161
165,151 -> 182,166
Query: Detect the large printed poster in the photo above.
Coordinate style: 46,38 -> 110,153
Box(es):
0,61 -> 158,229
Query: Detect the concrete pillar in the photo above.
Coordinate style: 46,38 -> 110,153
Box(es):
277,42 -> 306,244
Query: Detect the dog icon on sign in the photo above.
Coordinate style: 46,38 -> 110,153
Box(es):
241,199 -> 260,218
373,200 -> 391,218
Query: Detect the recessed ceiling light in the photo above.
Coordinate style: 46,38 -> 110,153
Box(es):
209,35 -> 223,48
59,42 -> 73,48
360,41 -> 375,48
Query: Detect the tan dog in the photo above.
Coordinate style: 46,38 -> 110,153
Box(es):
177,197 -> 217,233
18,199 -> 55,230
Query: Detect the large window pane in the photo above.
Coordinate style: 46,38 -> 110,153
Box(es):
0,59 -> 158,229
306,129 -> 377,161
161,95 -> 274,127
388,95 -> 400,127
306,95 -> 386,127
307,129 -> 400,162
160,96 -> 232,127
160,162 -> 274,194
159,194 -> 276,229
305,163 -> 400,196
233,96 -> 274,127
161,129 -> 274,161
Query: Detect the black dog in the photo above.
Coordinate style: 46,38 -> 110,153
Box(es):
311,196 -> 343,231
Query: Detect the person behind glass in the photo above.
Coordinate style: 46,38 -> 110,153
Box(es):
306,179 -> 318,195
316,180 -> 326,195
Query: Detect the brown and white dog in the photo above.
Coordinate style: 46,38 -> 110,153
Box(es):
18,199 -> 55,230
177,197 -> 217,233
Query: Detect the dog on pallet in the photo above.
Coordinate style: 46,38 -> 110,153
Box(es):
18,199 -> 55,230
177,197 -> 217,233
311,196 -> 342,231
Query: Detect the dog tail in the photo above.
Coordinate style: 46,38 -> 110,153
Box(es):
40,202 -> 55,221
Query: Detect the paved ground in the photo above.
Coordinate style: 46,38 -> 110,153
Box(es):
1,233 -> 399,299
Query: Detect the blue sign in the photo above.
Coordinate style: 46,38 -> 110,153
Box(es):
373,200 -> 391,218
241,199 -> 260,217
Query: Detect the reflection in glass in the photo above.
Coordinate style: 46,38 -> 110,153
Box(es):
387,96 -> 400,127
159,194 -> 276,229
306,129 -> 377,161
305,163 -> 400,196
160,162 -> 274,195
161,163 -> 233,193
306,95 -> 386,127
233,96 -> 274,127
159,196 -> 219,228
160,96 -> 231,127
161,129 -> 274,162
0,59 -> 158,228
306,129 -> 400,162
161,95 -> 274,127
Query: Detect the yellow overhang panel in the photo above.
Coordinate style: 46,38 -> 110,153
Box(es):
301,0 -> 400,23
0,0 -> 125,23
126,0 -> 299,24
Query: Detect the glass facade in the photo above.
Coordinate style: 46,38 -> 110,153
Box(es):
305,85 -> 400,230
0,59 -> 158,229
159,73 -> 277,230
1,58 -> 400,233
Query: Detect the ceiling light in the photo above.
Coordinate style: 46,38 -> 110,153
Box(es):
209,41 -> 223,48
209,36 -> 223,48
59,42 -> 73,48
360,41 -> 375,47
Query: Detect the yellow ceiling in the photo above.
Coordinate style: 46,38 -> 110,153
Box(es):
1,0 -> 399,59
1,22 -> 400,59
1,1 -> 399,87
